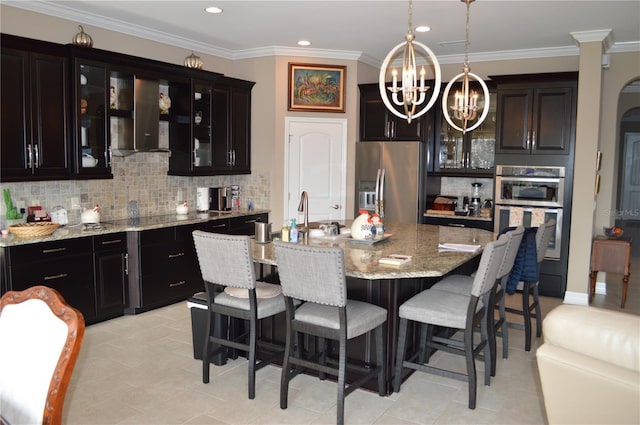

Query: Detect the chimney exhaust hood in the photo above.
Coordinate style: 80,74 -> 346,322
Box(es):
110,78 -> 169,156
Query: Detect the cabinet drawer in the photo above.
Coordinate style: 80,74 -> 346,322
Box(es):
94,232 -> 127,252
205,219 -> 230,233
141,268 -> 202,306
8,237 -> 93,265
140,227 -> 175,246
228,214 -> 268,235
11,253 -> 96,319
176,223 -> 206,243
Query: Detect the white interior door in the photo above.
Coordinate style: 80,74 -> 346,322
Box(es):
621,132 -> 640,220
285,117 -> 347,224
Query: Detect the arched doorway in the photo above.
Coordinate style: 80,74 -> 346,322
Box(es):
616,80 -> 640,256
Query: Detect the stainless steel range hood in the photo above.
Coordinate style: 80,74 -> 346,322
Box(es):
111,78 -> 169,156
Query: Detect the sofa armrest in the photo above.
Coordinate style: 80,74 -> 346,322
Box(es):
542,304 -> 640,372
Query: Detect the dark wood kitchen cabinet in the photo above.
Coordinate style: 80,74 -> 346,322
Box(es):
168,76 -> 254,176
494,73 -> 577,156
2,237 -> 96,322
93,232 -> 128,321
1,34 -> 70,182
126,223 -> 206,314
359,83 -> 426,142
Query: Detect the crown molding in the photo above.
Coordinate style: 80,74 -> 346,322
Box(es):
5,1 -> 638,67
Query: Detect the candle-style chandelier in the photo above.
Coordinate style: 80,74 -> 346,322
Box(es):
378,0 -> 441,124
442,0 -> 489,133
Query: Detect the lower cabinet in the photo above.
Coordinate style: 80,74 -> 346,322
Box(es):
2,237 -> 97,323
93,233 -> 128,321
126,223 -> 206,314
422,215 -> 494,231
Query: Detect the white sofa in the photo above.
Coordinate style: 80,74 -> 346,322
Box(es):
536,304 -> 640,424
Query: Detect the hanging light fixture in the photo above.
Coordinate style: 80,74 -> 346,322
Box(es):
441,0 -> 489,133
184,51 -> 203,69
379,0 -> 441,124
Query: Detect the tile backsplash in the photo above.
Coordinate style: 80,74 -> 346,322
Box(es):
440,176 -> 494,204
0,154 -> 269,228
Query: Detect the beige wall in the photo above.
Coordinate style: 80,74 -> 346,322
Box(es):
2,5 -> 639,297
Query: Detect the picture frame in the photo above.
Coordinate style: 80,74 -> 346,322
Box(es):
288,63 -> 346,113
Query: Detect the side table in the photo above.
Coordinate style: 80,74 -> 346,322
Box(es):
590,237 -> 632,308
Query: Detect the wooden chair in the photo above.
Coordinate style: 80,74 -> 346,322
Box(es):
590,237 -> 632,308
0,285 -> 85,425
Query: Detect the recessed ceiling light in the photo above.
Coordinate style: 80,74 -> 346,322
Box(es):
415,25 -> 431,33
205,6 -> 223,14
297,40 -> 311,47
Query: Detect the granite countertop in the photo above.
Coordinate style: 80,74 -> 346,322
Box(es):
252,222 -> 496,280
0,209 -> 269,247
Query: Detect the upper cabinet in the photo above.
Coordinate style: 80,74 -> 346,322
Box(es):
434,86 -> 496,176
359,83 -> 425,141
494,73 -> 577,156
1,35 -> 70,182
168,76 -> 254,176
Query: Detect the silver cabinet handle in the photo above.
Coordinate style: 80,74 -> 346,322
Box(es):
124,253 -> 129,275
526,131 -> 531,150
168,252 -> 185,258
169,280 -> 186,287
447,223 -> 466,228
27,144 -> 33,168
233,150 -> 236,166
193,149 -> 198,166
210,224 -> 226,229
44,273 -> 68,281
101,239 -> 122,245
532,131 -> 536,150
392,121 -> 396,139
42,247 -> 67,254
34,145 -> 39,168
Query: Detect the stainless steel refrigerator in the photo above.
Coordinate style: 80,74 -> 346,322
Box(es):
355,142 -> 425,224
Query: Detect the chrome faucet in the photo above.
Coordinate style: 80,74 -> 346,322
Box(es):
297,191 -> 309,233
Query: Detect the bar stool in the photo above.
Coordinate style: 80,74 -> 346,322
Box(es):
273,241 -> 387,425
393,235 -> 508,409
590,237 -> 632,308
192,231 -> 286,399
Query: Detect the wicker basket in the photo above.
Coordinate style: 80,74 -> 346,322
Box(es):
8,222 -> 60,238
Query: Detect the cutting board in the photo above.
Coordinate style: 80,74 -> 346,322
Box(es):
426,209 -> 455,216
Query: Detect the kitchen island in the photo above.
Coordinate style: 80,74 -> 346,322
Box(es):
248,222 -> 496,394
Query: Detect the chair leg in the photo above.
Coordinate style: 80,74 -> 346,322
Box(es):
418,323 -> 428,364
280,324 -> 295,410
318,337 -> 327,380
522,282 -> 533,352
375,324 -> 385,397
337,337 -> 347,425
483,292 -> 496,378
480,313 -> 491,387
203,310 -> 213,384
464,322 -> 477,409
533,283 -> 542,338
247,317 -> 257,399
393,318 -> 409,393
499,293 -> 509,361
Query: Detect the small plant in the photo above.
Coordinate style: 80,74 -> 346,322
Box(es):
3,189 -> 22,220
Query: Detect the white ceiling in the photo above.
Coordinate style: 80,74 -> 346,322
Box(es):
6,0 -> 640,65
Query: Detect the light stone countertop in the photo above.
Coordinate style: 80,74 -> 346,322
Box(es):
0,209 -> 269,247
253,222 -> 496,280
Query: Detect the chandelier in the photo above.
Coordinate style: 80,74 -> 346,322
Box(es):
184,51 -> 203,69
379,0 -> 441,124
442,0 -> 489,133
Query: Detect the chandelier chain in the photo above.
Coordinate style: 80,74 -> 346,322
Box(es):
407,0 -> 413,35
464,0 -> 471,65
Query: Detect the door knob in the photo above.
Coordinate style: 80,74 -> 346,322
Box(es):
330,204 -> 340,209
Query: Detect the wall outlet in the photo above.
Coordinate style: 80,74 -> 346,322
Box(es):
70,197 -> 81,210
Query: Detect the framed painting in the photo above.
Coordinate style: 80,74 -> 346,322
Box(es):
288,63 -> 346,113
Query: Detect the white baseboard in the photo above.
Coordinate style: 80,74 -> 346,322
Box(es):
595,272 -> 607,294
563,291 -> 589,306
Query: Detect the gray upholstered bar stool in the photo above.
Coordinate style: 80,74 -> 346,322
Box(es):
505,219 -> 555,351
192,231 -> 286,399
273,241 -> 387,425
393,235 -> 508,409
430,226 -> 524,376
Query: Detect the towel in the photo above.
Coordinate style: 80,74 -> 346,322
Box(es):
509,207 -> 524,226
531,208 -> 546,227
499,226 -> 539,294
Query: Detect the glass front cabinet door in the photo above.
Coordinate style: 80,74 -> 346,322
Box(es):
435,88 -> 496,176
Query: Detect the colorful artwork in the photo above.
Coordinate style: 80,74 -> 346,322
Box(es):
288,63 -> 346,112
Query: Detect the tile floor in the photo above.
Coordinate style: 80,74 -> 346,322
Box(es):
63,262 -> 638,425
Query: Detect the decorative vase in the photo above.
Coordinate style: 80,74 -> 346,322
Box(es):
351,210 -> 375,240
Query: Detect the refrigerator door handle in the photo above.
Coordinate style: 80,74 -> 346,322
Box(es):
374,168 -> 381,214
379,168 -> 386,219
